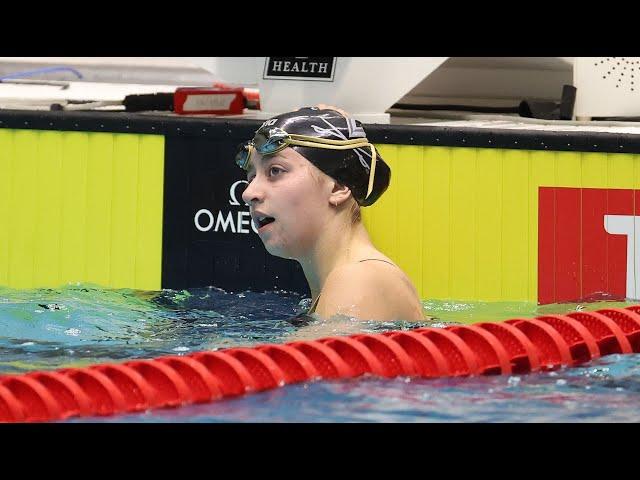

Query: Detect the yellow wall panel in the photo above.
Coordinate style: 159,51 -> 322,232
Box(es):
0,129 -> 164,290
476,148 -> 503,301
501,150 -> 530,300
423,147 -> 451,299
60,132 -> 89,285
633,154 -> 640,190
10,130 -> 38,288
556,151 -> 582,188
33,131 -> 63,286
85,133 -> 114,286
0,130 -> 12,286
582,151 -> 607,187
110,134 -> 140,288
608,152 -> 634,189
392,145 -> 424,293
135,135 -> 165,290
449,147 -> 477,299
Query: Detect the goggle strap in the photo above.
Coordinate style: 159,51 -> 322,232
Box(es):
286,138 -> 372,151
243,133 -> 379,200
241,143 -> 254,169
365,144 -> 376,200
288,134 -> 370,147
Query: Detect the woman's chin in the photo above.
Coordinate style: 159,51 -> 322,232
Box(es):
264,241 -> 297,260
263,241 -> 286,258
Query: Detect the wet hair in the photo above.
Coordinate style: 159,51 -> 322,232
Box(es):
255,107 -> 391,206
349,200 -> 361,224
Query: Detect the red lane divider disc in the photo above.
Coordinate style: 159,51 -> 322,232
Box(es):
62,368 -> 128,416
505,319 -> 573,368
156,356 -> 224,403
90,363 -> 156,411
190,351 -> 256,396
26,371 -> 93,419
286,341 -> 353,378
536,315 -> 600,363
382,331 -> 450,377
0,382 -> 25,422
224,348 -> 287,390
475,322 -> 541,373
600,308 -> 640,352
603,308 -> 640,333
350,334 -> 417,377
566,312 -> 632,354
256,344 -> 319,383
414,328 -> 480,375
2,376 -> 63,421
446,325 -> 512,375
123,360 -> 191,408
625,305 -> 640,315
318,337 -> 385,377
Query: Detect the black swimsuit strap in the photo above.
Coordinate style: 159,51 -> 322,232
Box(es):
358,258 -> 396,266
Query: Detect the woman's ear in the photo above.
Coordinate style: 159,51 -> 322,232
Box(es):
329,180 -> 352,207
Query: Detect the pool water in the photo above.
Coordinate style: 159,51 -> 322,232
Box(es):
1,285 -> 638,422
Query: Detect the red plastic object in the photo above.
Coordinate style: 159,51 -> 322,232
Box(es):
174,87 -> 245,115
350,334 -> 417,377
447,325 -> 512,375
286,341 -> 353,378
566,311 -> 632,354
0,376 -> 62,422
599,308 -> 640,351
535,315 -> 600,364
224,348 -> 287,390
318,337 -> 385,377
256,344 -> 319,383
90,363 -> 156,411
475,322 -> 541,373
63,368 -> 128,415
2,304 -> 640,423
0,383 -> 24,422
26,371 -> 93,419
505,318 -> 573,368
383,331 -> 449,377
414,328 -> 480,375
191,351 -> 256,396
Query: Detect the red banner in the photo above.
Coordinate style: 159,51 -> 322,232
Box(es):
538,187 -> 636,304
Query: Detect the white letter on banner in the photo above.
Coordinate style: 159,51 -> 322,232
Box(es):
604,215 -> 640,299
195,209 -> 214,232
216,211 -> 236,233
237,211 -> 251,234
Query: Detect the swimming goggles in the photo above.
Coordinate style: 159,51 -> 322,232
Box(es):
235,126 -> 378,200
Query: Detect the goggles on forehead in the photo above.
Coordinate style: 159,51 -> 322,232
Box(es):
235,126 -> 379,200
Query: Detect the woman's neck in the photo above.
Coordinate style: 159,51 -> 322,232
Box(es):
298,214 -> 374,299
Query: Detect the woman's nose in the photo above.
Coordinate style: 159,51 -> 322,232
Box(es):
242,177 -> 263,204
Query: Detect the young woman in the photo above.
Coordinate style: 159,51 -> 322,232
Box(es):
236,106 -> 424,322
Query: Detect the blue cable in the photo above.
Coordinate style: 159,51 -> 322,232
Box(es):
0,66 -> 83,81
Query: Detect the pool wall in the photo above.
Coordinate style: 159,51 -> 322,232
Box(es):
1,110 -> 639,303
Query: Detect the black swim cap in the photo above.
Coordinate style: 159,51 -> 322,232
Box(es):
248,107 -> 391,206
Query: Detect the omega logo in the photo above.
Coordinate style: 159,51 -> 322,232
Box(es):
194,180 -> 258,234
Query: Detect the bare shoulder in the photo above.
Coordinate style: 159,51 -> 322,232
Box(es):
315,260 -> 424,321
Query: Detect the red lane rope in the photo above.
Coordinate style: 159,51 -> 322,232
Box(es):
2,305 -> 640,423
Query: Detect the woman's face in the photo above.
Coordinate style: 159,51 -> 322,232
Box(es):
241,147 -> 333,259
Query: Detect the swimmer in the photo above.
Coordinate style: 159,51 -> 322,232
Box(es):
236,106 -> 424,322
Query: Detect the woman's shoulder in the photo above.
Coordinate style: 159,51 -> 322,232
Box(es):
331,257 -> 414,290
316,258 -> 423,320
